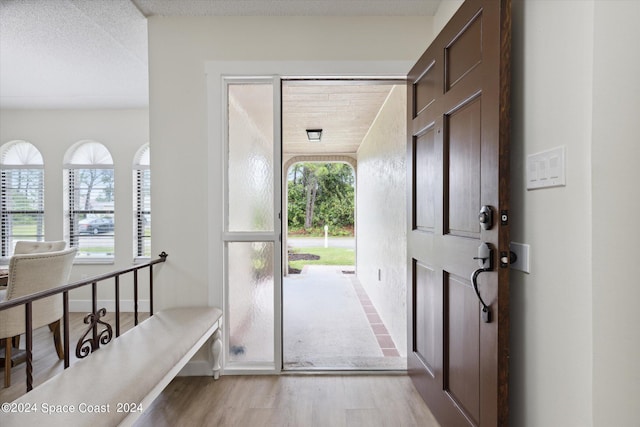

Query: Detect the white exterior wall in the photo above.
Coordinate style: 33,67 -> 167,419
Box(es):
356,85 -> 407,356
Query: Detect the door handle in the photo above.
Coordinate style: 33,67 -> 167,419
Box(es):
472,242 -> 493,323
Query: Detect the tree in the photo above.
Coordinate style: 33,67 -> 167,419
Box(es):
78,169 -> 114,210
287,162 -> 354,232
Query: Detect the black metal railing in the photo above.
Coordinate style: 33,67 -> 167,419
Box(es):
0,251 -> 168,392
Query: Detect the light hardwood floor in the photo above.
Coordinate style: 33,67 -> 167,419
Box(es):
2,313 -> 439,426
135,374 -> 440,427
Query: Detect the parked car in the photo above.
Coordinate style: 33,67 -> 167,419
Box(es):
78,217 -> 114,235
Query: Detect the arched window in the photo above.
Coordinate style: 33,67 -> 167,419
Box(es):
133,144 -> 150,258
64,141 -> 115,260
0,141 -> 45,258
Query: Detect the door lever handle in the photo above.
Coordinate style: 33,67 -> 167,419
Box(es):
471,267 -> 491,323
472,242 -> 493,323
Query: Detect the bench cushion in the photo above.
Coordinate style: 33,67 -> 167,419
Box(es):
0,306 -> 222,427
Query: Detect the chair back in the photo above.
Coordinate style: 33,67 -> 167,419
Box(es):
0,248 -> 77,339
14,240 -> 66,255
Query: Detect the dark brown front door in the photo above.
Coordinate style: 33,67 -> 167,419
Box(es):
407,0 -> 511,425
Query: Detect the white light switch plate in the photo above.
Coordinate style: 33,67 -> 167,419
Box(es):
510,242 -> 530,273
526,146 -> 565,190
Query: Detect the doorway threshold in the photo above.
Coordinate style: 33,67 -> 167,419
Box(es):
281,369 -> 408,376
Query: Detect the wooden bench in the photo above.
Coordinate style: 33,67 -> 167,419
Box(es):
0,306 -> 223,427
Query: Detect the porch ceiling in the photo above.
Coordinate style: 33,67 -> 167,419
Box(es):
231,81 -> 398,157
283,81 -> 397,156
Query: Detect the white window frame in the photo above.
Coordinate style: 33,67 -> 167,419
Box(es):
222,77 -> 282,373
64,141 -> 115,264
0,141 -> 45,261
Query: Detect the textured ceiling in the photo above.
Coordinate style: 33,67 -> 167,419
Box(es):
0,0 -> 148,109
0,0 -> 442,109
0,0 -> 439,155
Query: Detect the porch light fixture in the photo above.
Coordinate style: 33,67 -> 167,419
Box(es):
306,129 -> 323,142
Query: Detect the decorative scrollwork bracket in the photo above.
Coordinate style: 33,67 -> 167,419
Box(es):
76,308 -> 113,359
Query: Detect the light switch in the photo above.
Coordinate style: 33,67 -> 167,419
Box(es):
526,146 -> 565,190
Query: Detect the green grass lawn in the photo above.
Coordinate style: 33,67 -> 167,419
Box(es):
288,246 -> 355,271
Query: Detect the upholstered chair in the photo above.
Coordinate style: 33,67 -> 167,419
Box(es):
1,241 -> 68,349
0,240 -> 67,290
13,240 -> 66,255
0,248 -> 76,387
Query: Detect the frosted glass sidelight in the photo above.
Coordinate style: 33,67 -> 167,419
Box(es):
227,242 -> 274,363
227,83 -> 274,232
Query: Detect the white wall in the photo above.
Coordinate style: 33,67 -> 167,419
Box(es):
433,0 -> 464,36
0,108 -> 150,305
148,16 -> 434,311
510,1 -> 594,425
591,1 -> 640,425
356,85 -> 407,356
149,4 -> 640,422
510,2 -> 640,424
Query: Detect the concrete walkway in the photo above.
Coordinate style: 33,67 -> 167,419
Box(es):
283,265 -> 406,370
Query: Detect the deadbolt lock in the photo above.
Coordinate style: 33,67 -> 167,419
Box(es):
478,205 -> 493,230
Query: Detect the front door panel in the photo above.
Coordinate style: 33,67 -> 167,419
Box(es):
407,1 -> 511,425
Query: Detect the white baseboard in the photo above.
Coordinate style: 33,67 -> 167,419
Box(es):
69,299 -> 151,313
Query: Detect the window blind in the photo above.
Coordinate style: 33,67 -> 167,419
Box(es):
0,168 -> 45,257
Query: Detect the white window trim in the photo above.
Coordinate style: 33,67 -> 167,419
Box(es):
64,142 -> 115,264
0,141 -> 45,262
